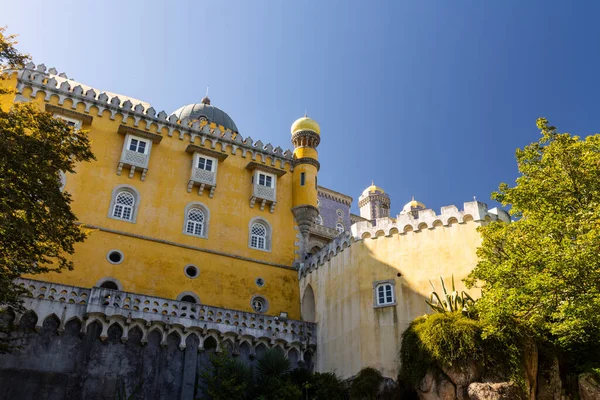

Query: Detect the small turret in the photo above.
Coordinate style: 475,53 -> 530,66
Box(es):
358,182 -> 391,225
290,115 -> 320,259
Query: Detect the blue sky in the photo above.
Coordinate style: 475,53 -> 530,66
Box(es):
4,1 -> 600,214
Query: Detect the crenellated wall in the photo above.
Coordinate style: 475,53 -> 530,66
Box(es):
299,201 -> 509,379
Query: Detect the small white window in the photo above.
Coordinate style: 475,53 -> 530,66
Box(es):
185,208 -> 205,237
376,283 -> 395,306
113,191 -> 135,220
197,156 -> 214,172
336,223 -> 344,234
128,137 -> 148,154
54,114 -> 82,131
250,223 -> 267,249
315,215 -> 323,226
258,173 -> 274,188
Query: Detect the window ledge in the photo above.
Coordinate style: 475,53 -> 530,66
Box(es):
183,232 -> 208,240
108,216 -> 136,224
373,302 -> 397,309
249,246 -> 271,253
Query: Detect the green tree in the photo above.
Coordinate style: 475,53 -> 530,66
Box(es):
466,118 -> 600,349
198,351 -> 254,400
254,349 -> 301,400
0,27 -> 95,352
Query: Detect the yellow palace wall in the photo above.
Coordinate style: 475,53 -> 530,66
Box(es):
299,220 -> 484,378
1,75 -> 301,318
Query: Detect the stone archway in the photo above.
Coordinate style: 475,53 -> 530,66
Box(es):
301,284 -> 316,323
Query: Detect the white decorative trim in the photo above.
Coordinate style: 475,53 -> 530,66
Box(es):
106,249 -> 124,265
176,291 -> 201,304
248,217 -> 272,252
107,184 -> 141,223
12,63 -> 295,173
184,264 -> 200,279
250,294 -> 269,313
373,279 -> 396,308
182,202 -> 210,239
94,276 -> 124,291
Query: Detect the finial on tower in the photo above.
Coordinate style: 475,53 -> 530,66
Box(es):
201,86 -> 211,105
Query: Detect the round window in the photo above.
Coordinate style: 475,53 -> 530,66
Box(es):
336,209 -> 343,218
184,265 -> 199,279
255,277 -> 265,287
106,250 -> 123,265
251,296 -> 268,313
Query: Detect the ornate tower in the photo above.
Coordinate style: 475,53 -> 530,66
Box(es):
358,182 -> 391,225
291,116 -> 320,259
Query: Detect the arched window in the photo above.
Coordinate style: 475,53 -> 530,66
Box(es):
182,202 -> 210,238
108,185 -> 140,223
186,208 -> 205,237
113,191 -> 134,220
375,282 -> 395,306
248,217 -> 272,251
336,223 -> 344,234
180,295 -> 196,304
250,223 -> 267,250
315,215 -> 323,226
100,281 -> 119,290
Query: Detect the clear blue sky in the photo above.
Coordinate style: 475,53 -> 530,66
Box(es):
4,1 -> 600,214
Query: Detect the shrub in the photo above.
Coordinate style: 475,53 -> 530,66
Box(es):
349,367 -> 383,400
198,351 -> 253,400
399,312 -> 524,388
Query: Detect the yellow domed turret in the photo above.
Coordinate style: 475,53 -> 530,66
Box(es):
361,181 -> 386,197
401,196 -> 426,214
291,116 -> 320,135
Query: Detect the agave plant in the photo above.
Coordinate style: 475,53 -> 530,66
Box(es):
426,275 -> 476,316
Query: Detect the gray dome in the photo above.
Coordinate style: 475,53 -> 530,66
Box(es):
170,99 -> 238,132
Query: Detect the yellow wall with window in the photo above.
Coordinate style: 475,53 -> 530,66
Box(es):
0,74 -> 301,318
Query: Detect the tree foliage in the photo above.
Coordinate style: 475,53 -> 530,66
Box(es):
0,28 -> 95,352
466,118 -> 600,349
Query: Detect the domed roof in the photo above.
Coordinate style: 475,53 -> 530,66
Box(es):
171,97 -> 238,133
291,116 -> 320,135
401,197 -> 426,214
361,181 -> 386,197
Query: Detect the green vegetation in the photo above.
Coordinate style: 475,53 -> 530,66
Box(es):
401,119 -> 600,390
349,367 -> 382,400
426,275 -> 476,316
399,312 -> 524,388
466,118 -> 600,350
0,28 -> 95,353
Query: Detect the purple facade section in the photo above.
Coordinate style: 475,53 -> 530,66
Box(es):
317,194 -> 351,232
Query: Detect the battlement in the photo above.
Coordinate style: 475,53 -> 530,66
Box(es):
299,201 -> 509,278
5,63 -> 295,171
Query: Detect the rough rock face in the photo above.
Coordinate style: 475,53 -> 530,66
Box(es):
418,373 -> 456,400
442,362 -> 481,399
578,373 -> 600,400
467,382 -> 525,400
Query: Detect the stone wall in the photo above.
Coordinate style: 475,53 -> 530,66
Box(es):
0,279 -> 314,400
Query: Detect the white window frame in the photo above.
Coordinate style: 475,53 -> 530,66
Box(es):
182,202 -> 210,239
54,114 -> 82,131
250,295 -> 269,313
107,185 -> 141,223
336,223 -> 345,234
248,217 -> 272,252
256,171 -> 275,189
196,155 -> 216,172
127,136 -> 150,155
315,215 -> 323,226
373,280 -> 396,308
